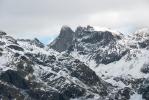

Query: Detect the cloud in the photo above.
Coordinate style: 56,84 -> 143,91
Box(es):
0,0 -> 149,43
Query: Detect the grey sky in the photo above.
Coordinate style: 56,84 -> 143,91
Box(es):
0,0 -> 149,43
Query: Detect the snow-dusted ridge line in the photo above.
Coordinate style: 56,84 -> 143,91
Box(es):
1,26 -> 149,100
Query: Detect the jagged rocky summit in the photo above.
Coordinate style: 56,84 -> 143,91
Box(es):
0,29 -> 115,100
0,26 -> 149,100
49,25 -> 149,100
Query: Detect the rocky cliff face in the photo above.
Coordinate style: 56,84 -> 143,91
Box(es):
49,26 -> 127,65
49,26 -> 149,100
0,31 -> 114,100
49,26 -> 75,52
0,26 -> 149,100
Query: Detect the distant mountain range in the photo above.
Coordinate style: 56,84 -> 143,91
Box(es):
0,26 -> 149,100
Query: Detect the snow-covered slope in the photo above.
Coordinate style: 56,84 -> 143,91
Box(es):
0,31 -> 116,100
1,26 -> 149,100
49,25 -> 149,100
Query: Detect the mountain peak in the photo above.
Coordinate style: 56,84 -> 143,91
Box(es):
1,27 -> 149,100
49,25 -> 74,52
134,28 -> 149,37
59,25 -> 74,38
49,25 -> 124,52
61,25 -> 71,30
18,38 -> 44,48
60,25 -> 73,34
75,25 -> 94,33
0,31 -> 7,35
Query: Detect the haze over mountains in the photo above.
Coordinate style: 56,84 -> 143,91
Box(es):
1,0 -> 149,43
0,25 -> 149,100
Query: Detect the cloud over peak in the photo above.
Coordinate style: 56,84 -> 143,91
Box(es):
0,0 -> 148,43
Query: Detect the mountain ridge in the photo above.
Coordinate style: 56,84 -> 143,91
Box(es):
0,26 -> 149,100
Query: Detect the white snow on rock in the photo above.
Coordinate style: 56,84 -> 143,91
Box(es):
93,26 -> 122,36
1,27 -> 149,99
130,93 -> 144,100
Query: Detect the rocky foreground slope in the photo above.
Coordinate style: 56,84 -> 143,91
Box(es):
0,26 -> 149,100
